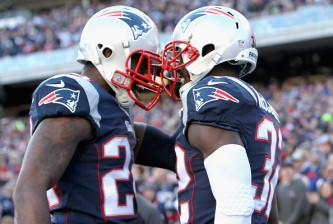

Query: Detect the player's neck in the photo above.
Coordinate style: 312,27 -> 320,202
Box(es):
82,63 -> 115,96
209,64 -> 239,78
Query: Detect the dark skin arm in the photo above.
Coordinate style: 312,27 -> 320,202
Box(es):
188,123 -> 243,158
13,116 -> 93,224
133,122 -> 177,171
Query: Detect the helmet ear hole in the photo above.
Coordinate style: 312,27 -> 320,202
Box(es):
102,47 -> 112,58
202,44 -> 215,56
77,5 -> 161,109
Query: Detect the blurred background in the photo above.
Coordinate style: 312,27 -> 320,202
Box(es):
1,0 -> 333,223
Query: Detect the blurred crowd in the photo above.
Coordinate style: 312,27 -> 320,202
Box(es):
1,0 -> 333,58
2,0 -> 333,223
2,76 -> 333,223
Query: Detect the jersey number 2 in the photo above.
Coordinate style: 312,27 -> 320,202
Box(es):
47,136 -> 134,217
102,136 -> 134,217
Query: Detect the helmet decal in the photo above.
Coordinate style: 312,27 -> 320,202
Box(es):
180,6 -> 235,32
96,8 -> 152,40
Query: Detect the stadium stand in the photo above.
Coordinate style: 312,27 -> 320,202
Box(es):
1,1 -> 333,223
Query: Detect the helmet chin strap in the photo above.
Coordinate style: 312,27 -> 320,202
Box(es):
116,91 -> 135,108
116,40 -> 136,108
98,41 -> 136,108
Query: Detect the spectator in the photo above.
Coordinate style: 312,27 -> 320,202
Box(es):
303,150 -> 323,191
0,179 -> 15,219
0,157 -> 13,187
316,162 -> 333,189
141,182 -> 159,205
307,181 -> 333,224
132,164 -> 146,190
152,168 -> 178,224
135,194 -> 165,224
0,0 -> 331,58
291,147 -> 310,187
276,162 -> 310,224
132,165 -> 165,224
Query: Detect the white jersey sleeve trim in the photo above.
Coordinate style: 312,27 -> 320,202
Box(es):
50,74 -> 102,127
225,76 -> 258,104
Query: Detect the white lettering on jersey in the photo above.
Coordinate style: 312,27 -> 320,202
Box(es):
257,93 -> 280,123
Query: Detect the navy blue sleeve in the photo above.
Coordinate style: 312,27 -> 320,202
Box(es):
185,76 -> 253,132
29,74 -> 101,137
135,124 -> 181,172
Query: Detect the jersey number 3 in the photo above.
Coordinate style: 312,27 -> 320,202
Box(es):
253,117 -> 281,217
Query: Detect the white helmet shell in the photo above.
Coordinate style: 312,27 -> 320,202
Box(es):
77,6 -> 161,107
173,6 -> 258,81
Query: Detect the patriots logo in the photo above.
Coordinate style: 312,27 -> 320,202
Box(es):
193,86 -> 239,111
96,9 -> 152,40
38,88 -> 80,113
180,6 -> 235,32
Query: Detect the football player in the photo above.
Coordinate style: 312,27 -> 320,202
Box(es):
135,6 -> 281,224
13,6 -> 163,224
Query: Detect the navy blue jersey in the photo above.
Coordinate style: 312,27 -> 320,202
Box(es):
176,76 -> 282,224
29,73 -> 137,224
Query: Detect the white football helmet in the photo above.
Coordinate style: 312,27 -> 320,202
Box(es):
77,6 -> 162,110
162,6 -> 258,98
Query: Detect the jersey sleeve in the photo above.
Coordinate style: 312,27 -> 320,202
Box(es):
29,74 -> 101,136
135,124 -> 179,172
185,76 -> 255,132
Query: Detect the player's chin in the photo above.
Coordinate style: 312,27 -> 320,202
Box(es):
174,82 -> 183,98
